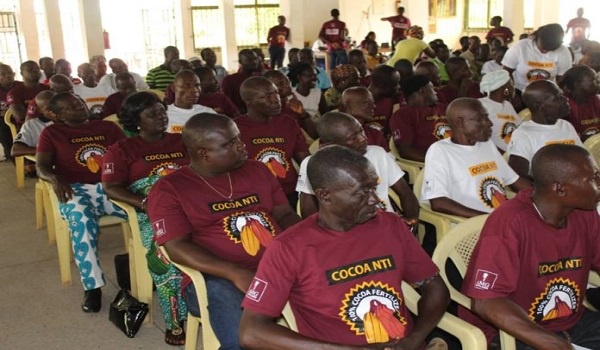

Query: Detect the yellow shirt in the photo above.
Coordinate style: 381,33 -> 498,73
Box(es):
386,38 -> 428,66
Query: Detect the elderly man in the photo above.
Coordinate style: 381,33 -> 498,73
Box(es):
73,63 -> 116,119
462,144 -> 600,349
240,145 -> 449,349
235,76 -> 309,207
422,98 -> 530,217
339,86 -> 388,150
296,111 -> 419,228
146,45 -> 179,91
166,70 -> 215,133
507,80 -> 582,179
148,113 -> 300,350
98,58 -> 148,90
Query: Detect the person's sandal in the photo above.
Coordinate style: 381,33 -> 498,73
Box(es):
165,327 -> 186,346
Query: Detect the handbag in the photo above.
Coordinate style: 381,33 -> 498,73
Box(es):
108,289 -> 149,338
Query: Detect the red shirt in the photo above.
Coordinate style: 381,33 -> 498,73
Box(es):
149,161 -> 288,274
437,83 -> 483,105
461,189 -> 600,343
221,71 -> 259,113
0,81 -> 20,119
198,92 -> 241,119
567,17 -> 591,43
101,133 -> 188,185
102,92 -> 126,118
235,114 -> 308,194
371,97 -> 396,135
267,25 -> 290,48
363,123 -> 389,151
242,212 -> 438,346
389,103 -> 450,154
386,15 -> 411,42
565,94 -> 600,141
37,120 -> 125,184
485,27 -> 514,44
7,83 -> 49,122
320,19 -> 347,51
163,83 -> 175,105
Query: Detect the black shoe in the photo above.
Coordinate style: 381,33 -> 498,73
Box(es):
82,288 -> 102,312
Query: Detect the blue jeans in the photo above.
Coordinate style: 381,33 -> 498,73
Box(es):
328,49 -> 348,69
184,274 -> 244,350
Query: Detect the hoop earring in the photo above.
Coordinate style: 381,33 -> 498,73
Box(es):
503,88 -> 510,96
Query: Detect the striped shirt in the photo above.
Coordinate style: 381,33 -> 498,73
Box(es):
145,65 -> 175,91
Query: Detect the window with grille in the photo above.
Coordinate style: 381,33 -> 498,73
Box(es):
234,0 -> 279,49
464,0 -> 534,31
191,0 -> 221,51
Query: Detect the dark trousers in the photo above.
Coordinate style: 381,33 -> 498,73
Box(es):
269,46 -> 285,70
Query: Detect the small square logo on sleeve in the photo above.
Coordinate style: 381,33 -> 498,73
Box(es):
152,219 -> 166,237
474,269 -> 498,290
246,278 -> 268,302
103,162 -> 114,175
424,179 -> 434,193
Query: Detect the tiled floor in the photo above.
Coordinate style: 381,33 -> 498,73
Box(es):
0,161 -> 199,349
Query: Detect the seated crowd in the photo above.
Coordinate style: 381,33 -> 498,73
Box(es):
3,8 -> 600,349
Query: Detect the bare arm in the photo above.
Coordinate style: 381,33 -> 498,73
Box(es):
103,181 -> 145,210
429,197 -> 486,218
507,155 -> 531,181
163,235 -> 255,292
390,179 -> 419,221
36,151 -> 73,203
299,192 -> 318,218
397,142 -> 426,163
270,203 -> 301,230
472,298 -> 572,350
508,176 -> 532,193
422,47 -> 436,59
11,142 -> 36,157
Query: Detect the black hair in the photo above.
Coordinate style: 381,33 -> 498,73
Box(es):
117,91 -> 165,133
531,23 -> 565,52
307,144 -> 370,191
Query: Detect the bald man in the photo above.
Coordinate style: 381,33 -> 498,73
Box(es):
98,58 -> 148,91
148,113 -> 300,350
339,86 -> 389,151
235,76 -> 309,207
241,145 -> 449,349
422,98 -> 530,218
296,111 -> 419,229
166,69 -> 215,133
73,63 -> 116,119
507,80 -> 583,179
462,144 -> 600,349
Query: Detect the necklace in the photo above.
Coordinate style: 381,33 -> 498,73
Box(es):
190,166 -> 233,201
532,201 -> 545,221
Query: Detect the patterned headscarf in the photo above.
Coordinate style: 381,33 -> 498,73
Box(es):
331,64 -> 359,87
407,26 -> 424,39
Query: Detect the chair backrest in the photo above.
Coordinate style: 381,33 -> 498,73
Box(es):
583,133 -> 600,166
431,214 -> 489,310
308,138 -> 320,155
413,168 -> 424,200
4,109 -> 17,138
104,113 -> 123,129
145,89 -> 165,101
517,108 -> 531,122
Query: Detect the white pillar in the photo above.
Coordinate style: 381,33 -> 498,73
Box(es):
222,0 -> 238,72
44,0 -> 65,59
503,0 -> 525,38
79,0 -> 103,60
176,0 -> 195,59
17,0 -> 39,60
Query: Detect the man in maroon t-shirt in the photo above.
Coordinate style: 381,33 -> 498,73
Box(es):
266,15 -> 290,70
563,65 -> 600,141
240,145 -> 449,348
7,61 -> 48,126
566,8 -> 591,46
148,113 -> 300,350
319,8 -> 349,70
102,72 -> 137,118
485,16 -> 514,46
235,76 -> 309,207
194,66 -> 240,119
368,65 -> 401,135
0,64 -> 20,160
462,144 -> 600,349
221,49 -> 263,114
437,56 -> 483,105
390,75 -> 450,163
340,86 -> 389,151
381,6 -> 412,46
36,92 -> 126,313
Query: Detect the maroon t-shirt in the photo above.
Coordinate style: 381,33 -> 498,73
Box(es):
371,96 -> 396,134
565,94 -> 600,141
267,25 -> 290,48
198,92 -> 241,119
163,83 -> 175,105
437,83 -> 483,105
461,189 -> 600,343
387,15 -> 411,42
149,161 -> 288,275
101,133 -> 188,185
485,27 -> 514,44
102,92 -> 126,118
235,114 -> 308,194
7,83 -> 49,122
320,19 -> 347,51
363,123 -> 389,151
0,81 -> 20,119
221,71 -> 258,113
37,120 -> 125,184
242,212 -> 438,346
389,103 -> 450,154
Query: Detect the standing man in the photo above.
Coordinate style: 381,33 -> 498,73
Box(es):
149,113 -> 300,350
485,16 -> 514,46
266,15 -> 290,70
319,8 -> 348,70
381,6 -> 412,47
146,45 -> 179,91
566,8 -> 591,47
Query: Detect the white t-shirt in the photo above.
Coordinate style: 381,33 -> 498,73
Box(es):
293,87 -> 321,118
73,83 -> 116,116
422,138 -> 519,213
507,119 -> 583,170
14,118 -> 53,147
296,145 -> 405,212
501,38 -> 572,91
481,60 -> 502,75
478,97 -> 522,152
166,104 -> 216,133
98,72 -> 149,91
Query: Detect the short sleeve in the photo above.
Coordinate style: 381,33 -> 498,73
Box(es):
14,121 -> 37,147
101,142 -> 130,184
295,157 -> 313,194
421,143 -> 451,200
556,47 -> 573,76
491,143 -> 520,185
292,121 -> 309,158
381,149 -> 404,185
148,179 -> 196,245
390,108 -> 416,146
36,127 -> 55,154
501,44 -> 520,70
506,128 -> 533,161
